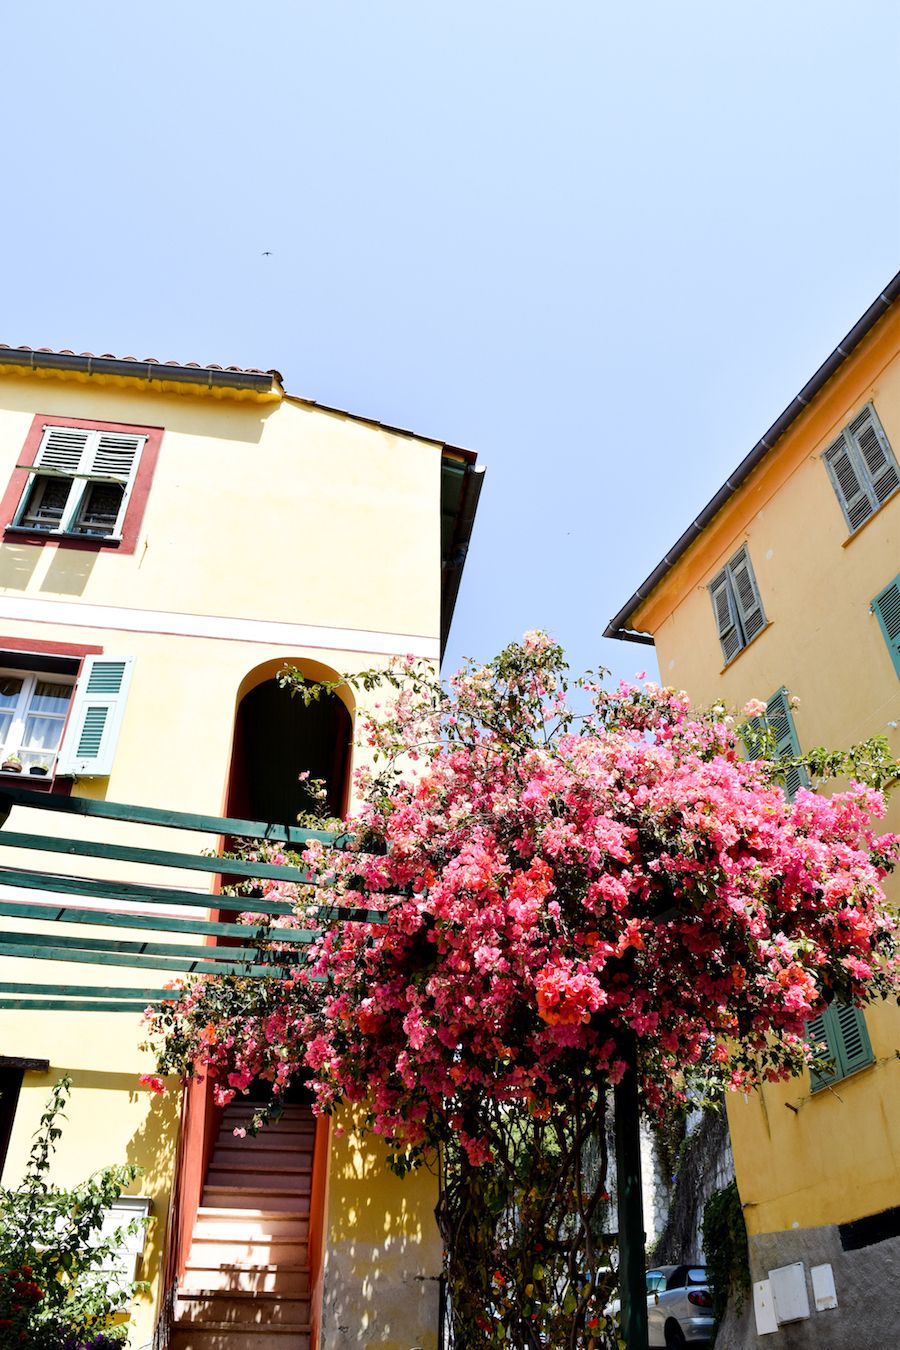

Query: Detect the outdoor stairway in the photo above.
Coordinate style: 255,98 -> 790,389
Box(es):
170,1103 -> 315,1350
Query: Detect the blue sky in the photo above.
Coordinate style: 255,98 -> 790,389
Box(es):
1,2 -> 898,686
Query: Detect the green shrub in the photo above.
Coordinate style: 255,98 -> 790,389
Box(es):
0,1077 -> 147,1347
702,1180 -> 750,1342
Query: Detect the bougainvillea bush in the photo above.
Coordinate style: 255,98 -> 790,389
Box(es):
145,635 -> 899,1349
0,1077 -> 146,1348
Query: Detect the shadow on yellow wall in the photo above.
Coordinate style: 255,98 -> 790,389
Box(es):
325,1112 -> 441,1350
40,547 -> 99,597
0,543 -> 43,591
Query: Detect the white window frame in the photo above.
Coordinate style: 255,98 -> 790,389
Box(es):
11,425 -> 147,541
0,668 -> 76,775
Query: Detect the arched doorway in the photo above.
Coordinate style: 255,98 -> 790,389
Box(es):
226,659 -> 352,825
172,659 -> 353,1303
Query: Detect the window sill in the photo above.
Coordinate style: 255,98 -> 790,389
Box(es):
810,1058 -> 876,1094
0,769 -> 54,792
3,525 -> 122,550
841,490 -> 899,547
719,621 -> 773,674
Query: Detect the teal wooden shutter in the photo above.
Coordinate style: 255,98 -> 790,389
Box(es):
727,547 -> 766,643
710,568 -> 742,663
833,1002 -> 874,1077
806,1011 -> 838,1092
849,405 -> 900,508
872,577 -> 900,680
808,1004 -> 874,1093
56,657 -> 135,777
765,689 -> 809,801
823,430 -> 874,532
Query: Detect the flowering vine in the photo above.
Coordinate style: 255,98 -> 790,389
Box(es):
144,634 -> 899,1348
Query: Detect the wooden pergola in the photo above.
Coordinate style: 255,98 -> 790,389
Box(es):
0,785 -> 373,1013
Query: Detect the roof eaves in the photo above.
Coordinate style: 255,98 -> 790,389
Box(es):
283,390 -> 477,460
0,345 -> 281,394
604,267 -> 900,644
440,458 -> 485,660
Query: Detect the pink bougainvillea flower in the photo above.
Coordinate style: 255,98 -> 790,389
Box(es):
143,634 -> 900,1161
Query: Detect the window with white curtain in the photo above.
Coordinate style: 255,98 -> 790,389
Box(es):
0,670 -> 75,774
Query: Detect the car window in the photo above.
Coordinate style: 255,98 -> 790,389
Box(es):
646,1273 -> 667,1293
687,1268 -> 707,1285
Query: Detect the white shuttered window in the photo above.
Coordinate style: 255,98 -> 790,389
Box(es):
12,425 -> 146,540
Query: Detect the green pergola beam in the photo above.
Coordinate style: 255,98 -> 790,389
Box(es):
0,865 -> 294,914
0,999 -> 168,1012
0,898 -> 320,942
0,981 -> 181,1000
0,928 -> 307,962
0,941 -> 293,977
0,865 -> 389,924
0,830 -> 314,885
0,784 -> 349,849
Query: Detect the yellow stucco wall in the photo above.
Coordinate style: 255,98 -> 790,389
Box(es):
0,368 -> 447,1346
629,305 -> 900,1238
0,371 -> 442,639
324,1108 -> 442,1350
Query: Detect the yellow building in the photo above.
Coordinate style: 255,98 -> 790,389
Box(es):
607,272 -> 900,1344
0,344 -> 483,1350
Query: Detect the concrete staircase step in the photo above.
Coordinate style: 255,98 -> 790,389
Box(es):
223,1103 -> 309,1113
186,1237 -> 308,1266
203,1189 -> 311,1212
195,1208 -> 309,1236
175,1291 -> 311,1325
223,1108 -> 313,1126
218,1128 -> 315,1139
169,1324 -> 310,1350
181,1264 -> 310,1296
211,1144 -> 313,1166
207,1163 -> 313,1181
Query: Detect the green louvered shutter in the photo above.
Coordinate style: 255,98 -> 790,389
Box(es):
808,1004 -> 874,1093
728,547 -> 766,643
807,1011 -> 839,1092
849,405 -> 900,509
833,1002 -> 874,1077
823,430 -> 874,532
710,568 -> 742,663
765,688 -> 809,801
872,577 -> 900,680
56,657 -> 135,777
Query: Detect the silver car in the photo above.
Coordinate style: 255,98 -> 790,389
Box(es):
645,1264 -> 714,1347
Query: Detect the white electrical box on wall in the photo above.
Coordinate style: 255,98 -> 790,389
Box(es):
96,1197 -> 152,1285
811,1263 -> 838,1311
753,1279 -> 778,1335
770,1262 -> 811,1324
